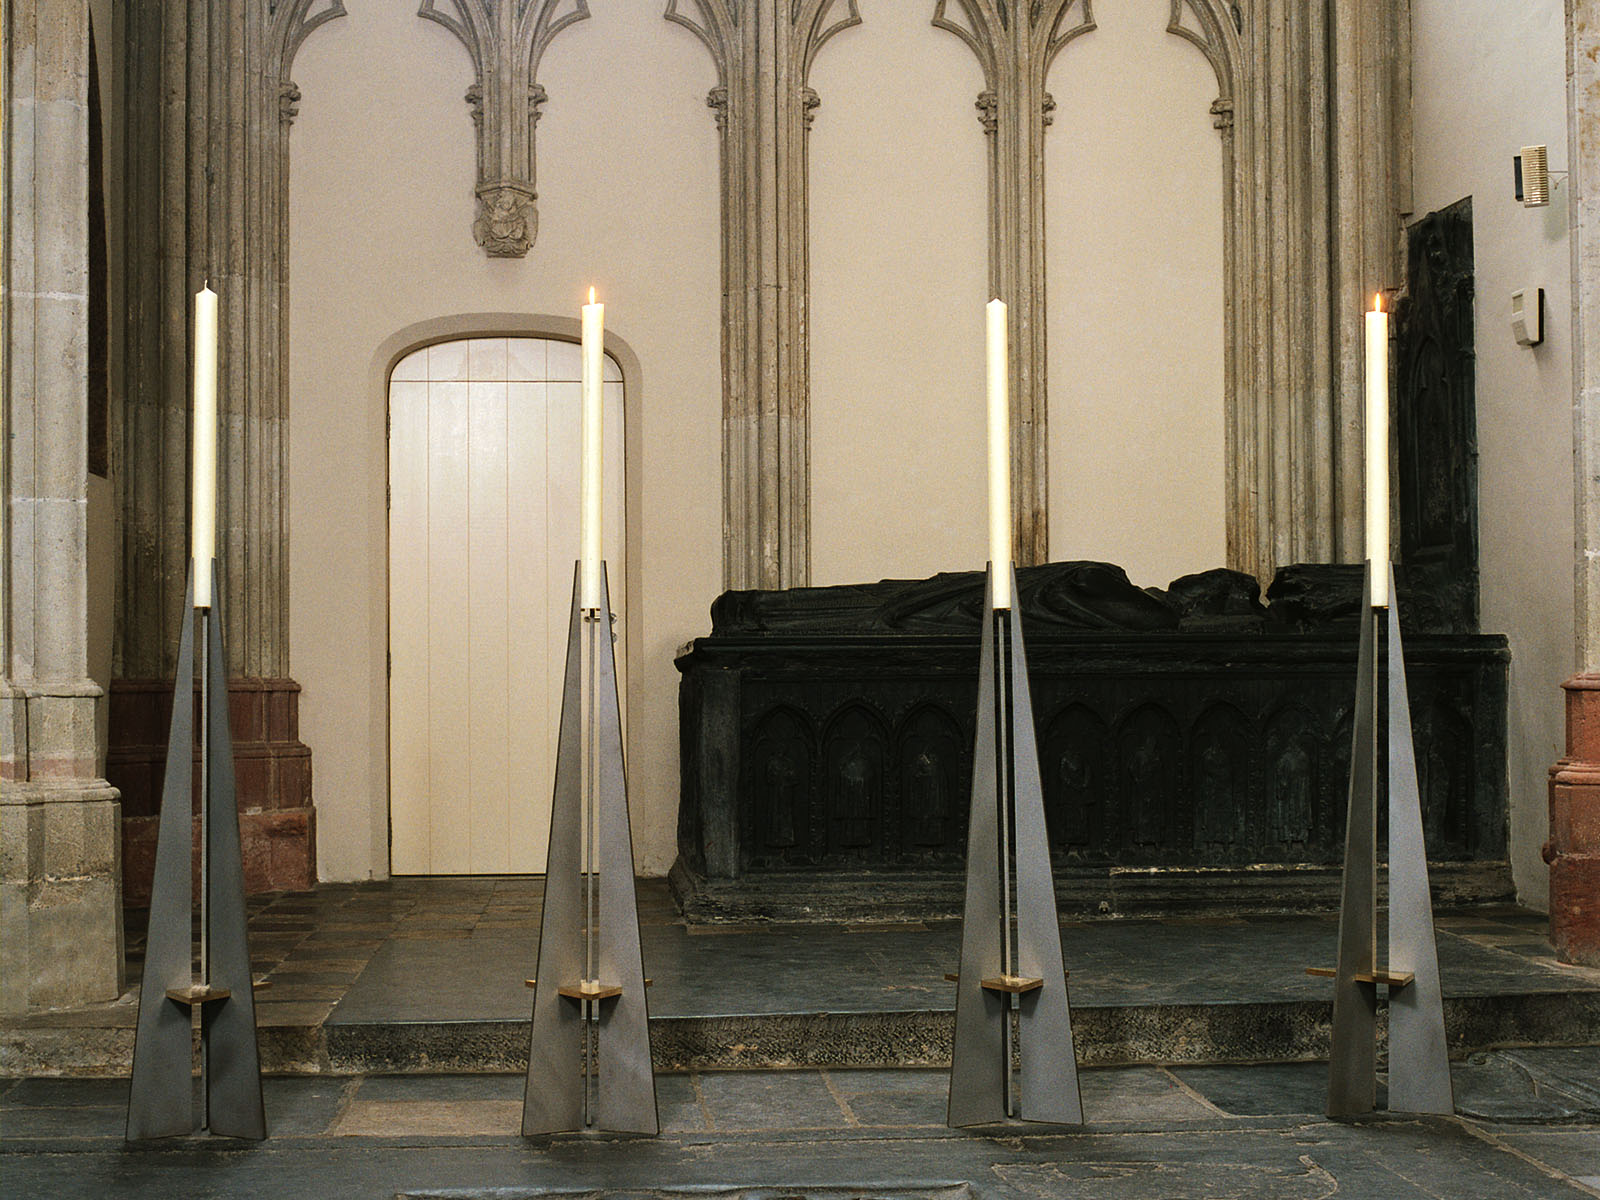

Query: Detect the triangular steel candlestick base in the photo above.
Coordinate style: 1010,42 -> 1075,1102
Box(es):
948,564 -> 1082,1128
524,562 -> 657,1136
127,562 -> 266,1141
1326,562 -> 1453,1118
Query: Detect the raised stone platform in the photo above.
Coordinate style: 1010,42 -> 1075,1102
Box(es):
2,878 -> 1595,1080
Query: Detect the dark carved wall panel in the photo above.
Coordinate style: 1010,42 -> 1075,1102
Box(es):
1396,197 -> 1478,634
676,563 -> 1509,893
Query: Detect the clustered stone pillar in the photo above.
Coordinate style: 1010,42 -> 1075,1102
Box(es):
110,0 -> 336,901
1552,0 -> 1600,966
2,0 -> 125,1015
672,0 -> 864,591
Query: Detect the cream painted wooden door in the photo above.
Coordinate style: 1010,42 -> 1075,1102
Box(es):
388,336 -> 625,875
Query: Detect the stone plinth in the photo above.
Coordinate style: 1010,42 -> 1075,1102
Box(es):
108,677 -> 315,902
1547,675 -> 1600,965
0,774 -> 124,1016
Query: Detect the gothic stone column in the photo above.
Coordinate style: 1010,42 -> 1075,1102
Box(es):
2,0 -> 125,1014
1551,0 -> 1600,965
110,0 -> 339,900
671,0 -> 862,590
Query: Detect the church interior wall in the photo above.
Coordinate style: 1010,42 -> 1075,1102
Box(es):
288,2 -> 721,880
1043,0 -> 1227,586
806,4 -> 989,587
1410,0 -> 1574,908
280,0 -> 1569,895
289,3 -> 1242,883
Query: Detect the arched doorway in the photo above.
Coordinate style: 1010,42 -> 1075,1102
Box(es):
386,335 -> 626,875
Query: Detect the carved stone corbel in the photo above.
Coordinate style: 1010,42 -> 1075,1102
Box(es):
420,0 -> 589,258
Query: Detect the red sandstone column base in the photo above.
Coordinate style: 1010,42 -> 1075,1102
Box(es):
1546,674 -> 1600,965
109,677 -> 315,903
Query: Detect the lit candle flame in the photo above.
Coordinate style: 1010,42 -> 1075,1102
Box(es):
1373,292 -> 1383,313
589,286 -> 596,304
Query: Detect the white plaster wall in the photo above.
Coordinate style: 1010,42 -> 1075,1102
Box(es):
808,4 -> 989,587
289,1 -> 720,880
1411,0 -> 1573,907
1044,0 -> 1226,589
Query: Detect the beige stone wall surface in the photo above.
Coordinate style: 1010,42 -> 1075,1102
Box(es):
288,1 -> 721,880
1411,0 -> 1574,907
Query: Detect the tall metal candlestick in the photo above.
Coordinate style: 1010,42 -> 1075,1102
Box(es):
1365,294 -> 1389,607
192,285 -> 219,609
986,298 -> 1011,609
580,289 -> 604,611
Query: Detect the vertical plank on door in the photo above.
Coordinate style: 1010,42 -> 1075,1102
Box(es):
468,372 -> 511,873
427,379 -> 472,874
388,379 -> 431,875
604,379 -> 627,717
545,379 -> 583,791
390,338 -> 625,877
508,379 -> 550,871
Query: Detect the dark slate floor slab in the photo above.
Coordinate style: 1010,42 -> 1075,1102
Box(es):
325,893 -> 1598,1027
10,879 -> 1598,1078
696,1070 -> 851,1131
1169,1062 -> 1330,1117
2,1082 -> 1596,1200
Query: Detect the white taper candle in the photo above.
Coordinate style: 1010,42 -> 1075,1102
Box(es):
580,288 -> 605,610
1365,294 -> 1389,607
986,298 -> 1011,609
192,285 -> 219,608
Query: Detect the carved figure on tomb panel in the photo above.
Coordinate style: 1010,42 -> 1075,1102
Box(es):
765,751 -> 799,848
1119,707 -> 1181,852
907,751 -> 947,847
1271,743 -> 1312,848
748,707 -> 814,861
1264,706 -> 1319,856
896,706 -> 965,853
1416,695 -> 1473,857
824,706 -> 886,856
1043,704 -> 1106,853
1195,742 -> 1235,848
836,749 -> 874,848
1326,707 -> 1354,854
1190,707 -> 1252,859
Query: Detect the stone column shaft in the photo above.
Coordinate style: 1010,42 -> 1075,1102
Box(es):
1553,0 -> 1600,963
109,0 -> 338,902
2,0 -> 124,1015
676,0 -> 860,590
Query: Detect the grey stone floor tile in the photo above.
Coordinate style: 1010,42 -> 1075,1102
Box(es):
1494,1130 -> 1600,1180
355,1073 -> 525,1103
656,1074 -> 709,1133
697,1070 -> 852,1130
842,1089 -> 948,1127
1078,1067 -> 1218,1122
828,1068 -> 949,1095
1455,1052 -> 1600,1123
1,1078 -> 130,1108
0,1104 -> 125,1138
263,1076 -> 354,1136
1170,1062 -> 1330,1116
